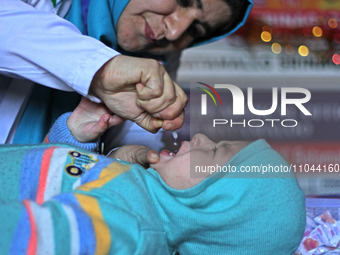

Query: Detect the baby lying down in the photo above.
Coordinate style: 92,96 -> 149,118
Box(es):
0,100 -> 305,255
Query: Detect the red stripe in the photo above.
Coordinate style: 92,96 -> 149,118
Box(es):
23,200 -> 37,255
36,147 -> 55,204
198,82 -> 223,106
43,135 -> 49,143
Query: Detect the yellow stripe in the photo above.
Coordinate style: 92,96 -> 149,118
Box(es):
75,194 -> 111,255
78,162 -> 131,192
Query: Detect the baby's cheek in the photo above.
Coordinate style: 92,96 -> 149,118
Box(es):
154,165 -> 205,190
152,157 -> 196,189
166,167 -> 199,190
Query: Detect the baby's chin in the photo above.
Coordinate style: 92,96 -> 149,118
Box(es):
149,160 -> 165,170
149,163 -> 157,169
149,161 -> 165,172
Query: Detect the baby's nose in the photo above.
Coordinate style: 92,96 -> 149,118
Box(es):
191,133 -> 210,146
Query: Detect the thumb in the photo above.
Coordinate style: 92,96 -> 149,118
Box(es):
109,114 -> 125,126
132,148 -> 159,168
109,145 -> 160,168
147,150 -> 160,165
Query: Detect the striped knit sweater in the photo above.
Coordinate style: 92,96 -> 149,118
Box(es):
0,113 -> 306,255
1,113 -> 169,254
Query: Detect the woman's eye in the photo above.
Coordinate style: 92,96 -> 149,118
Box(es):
187,22 -> 204,38
177,0 -> 192,7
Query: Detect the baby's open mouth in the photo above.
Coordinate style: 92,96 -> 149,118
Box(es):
160,149 -> 176,157
160,141 -> 186,157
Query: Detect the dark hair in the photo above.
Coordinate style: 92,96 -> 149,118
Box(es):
195,0 -> 251,44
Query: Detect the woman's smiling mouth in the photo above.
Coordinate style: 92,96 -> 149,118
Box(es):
144,20 -> 156,44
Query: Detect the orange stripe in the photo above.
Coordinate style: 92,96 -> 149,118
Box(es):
23,200 -> 37,255
36,147 -> 55,204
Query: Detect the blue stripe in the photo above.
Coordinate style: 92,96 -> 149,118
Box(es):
9,208 -> 31,255
54,194 -> 96,254
20,148 -> 45,200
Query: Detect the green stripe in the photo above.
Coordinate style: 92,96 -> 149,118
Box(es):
0,203 -> 24,254
197,87 -> 217,106
0,146 -> 29,201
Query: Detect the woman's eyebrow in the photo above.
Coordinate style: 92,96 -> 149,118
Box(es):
195,0 -> 213,35
196,0 -> 203,10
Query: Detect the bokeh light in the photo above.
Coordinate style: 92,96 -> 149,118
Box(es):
312,26 -> 323,37
271,43 -> 282,54
333,54 -> 340,65
298,45 -> 309,57
261,31 -> 272,42
328,18 -> 338,29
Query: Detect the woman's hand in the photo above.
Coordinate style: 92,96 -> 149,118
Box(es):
90,55 -> 187,133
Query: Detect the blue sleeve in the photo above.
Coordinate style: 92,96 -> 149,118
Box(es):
47,112 -> 98,151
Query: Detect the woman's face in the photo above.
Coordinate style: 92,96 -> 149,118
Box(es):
116,0 -> 231,54
151,134 -> 250,189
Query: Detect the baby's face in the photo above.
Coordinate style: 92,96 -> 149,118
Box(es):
151,134 -> 250,190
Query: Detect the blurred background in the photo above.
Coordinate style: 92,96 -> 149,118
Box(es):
178,0 -> 340,87
177,0 -> 340,197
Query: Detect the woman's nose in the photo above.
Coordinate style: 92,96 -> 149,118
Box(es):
163,8 -> 198,41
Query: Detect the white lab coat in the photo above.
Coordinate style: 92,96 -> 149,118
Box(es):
0,0 -> 119,143
0,0 -> 182,147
